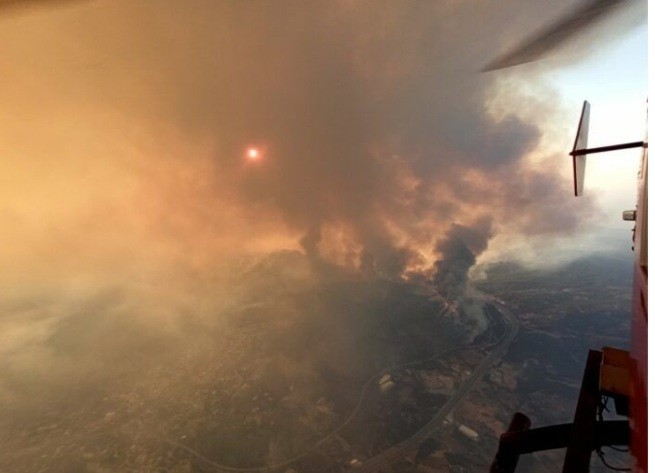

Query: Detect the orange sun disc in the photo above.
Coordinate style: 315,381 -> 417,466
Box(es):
246,147 -> 261,161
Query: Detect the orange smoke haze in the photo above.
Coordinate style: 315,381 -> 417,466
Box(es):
0,1 -> 600,295
0,0 -> 607,351
2,2 -> 639,471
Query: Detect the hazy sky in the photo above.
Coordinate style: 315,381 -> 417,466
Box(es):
3,0 -> 637,285
553,21 -> 647,230
0,2 -> 648,470
0,0 -> 646,394
479,4 -> 648,264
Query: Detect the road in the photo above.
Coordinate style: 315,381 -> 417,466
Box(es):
356,301 -> 519,472
168,300 -> 519,472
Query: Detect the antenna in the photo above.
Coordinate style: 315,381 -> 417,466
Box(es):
569,101 -> 646,197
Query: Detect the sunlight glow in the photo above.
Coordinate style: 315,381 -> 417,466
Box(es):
246,147 -> 261,161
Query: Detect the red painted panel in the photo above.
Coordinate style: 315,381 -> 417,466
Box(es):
630,263 -> 647,472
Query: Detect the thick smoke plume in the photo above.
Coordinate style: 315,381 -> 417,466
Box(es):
433,218 -> 493,302
432,218 -> 494,336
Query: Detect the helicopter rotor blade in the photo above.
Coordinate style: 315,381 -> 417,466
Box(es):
482,0 -> 633,72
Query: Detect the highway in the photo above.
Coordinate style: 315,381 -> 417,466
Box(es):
356,300 -> 519,472
168,300 -> 519,472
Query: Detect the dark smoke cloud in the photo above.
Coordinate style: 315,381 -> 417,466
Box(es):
433,218 -> 493,302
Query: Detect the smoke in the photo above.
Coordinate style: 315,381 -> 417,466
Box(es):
0,0 -> 89,14
0,0 -> 598,288
0,1 -> 626,470
430,218 -> 494,336
433,218 -> 493,302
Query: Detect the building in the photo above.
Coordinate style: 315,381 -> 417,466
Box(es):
457,424 -> 479,442
378,373 -> 394,392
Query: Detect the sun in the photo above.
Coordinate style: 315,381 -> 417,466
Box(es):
246,147 -> 261,161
